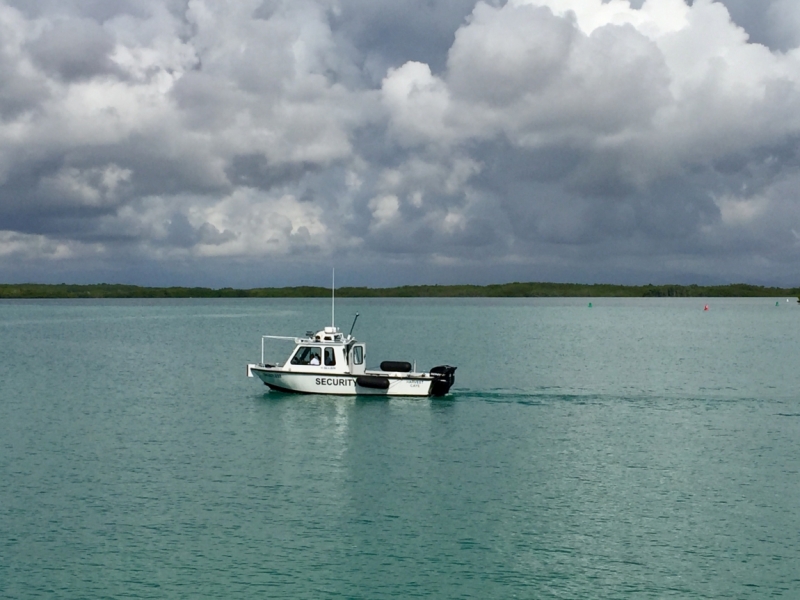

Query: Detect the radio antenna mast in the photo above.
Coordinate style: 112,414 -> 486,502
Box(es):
349,312 -> 360,337
331,268 -> 335,328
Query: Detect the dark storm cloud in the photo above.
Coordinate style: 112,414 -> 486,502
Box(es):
5,0 -> 170,21
165,212 -> 236,247
329,0 -> 487,80
226,154 -> 321,190
27,17 -> 118,81
2,0 -> 800,286
701,0 -> 800,51
0,58 -> 48,119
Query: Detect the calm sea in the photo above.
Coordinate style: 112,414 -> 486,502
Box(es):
1,297 -> 799,598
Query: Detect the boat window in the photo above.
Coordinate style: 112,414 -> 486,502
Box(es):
353,345 -> 363,365
291,346 -> 322,365
324,347 -> 336,366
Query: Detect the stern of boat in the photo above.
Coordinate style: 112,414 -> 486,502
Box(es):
429,365 -> 457,396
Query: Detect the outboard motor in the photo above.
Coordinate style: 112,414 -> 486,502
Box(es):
429,365 -> 457,396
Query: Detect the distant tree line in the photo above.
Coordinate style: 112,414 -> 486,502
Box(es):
1,282 -> 799,299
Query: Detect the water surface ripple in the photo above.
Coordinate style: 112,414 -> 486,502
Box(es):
1,298 -> 799,598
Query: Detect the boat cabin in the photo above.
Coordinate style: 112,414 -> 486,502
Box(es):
262,326 -> 366,375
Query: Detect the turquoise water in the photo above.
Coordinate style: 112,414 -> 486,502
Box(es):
1,297 -> 799,598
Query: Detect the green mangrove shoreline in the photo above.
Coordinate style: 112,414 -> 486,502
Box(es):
1,282 -> 799,299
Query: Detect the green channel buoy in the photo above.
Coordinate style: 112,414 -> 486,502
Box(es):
776,301 -> 780,306
588,302 -> 592,308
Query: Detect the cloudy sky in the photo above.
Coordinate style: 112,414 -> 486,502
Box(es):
2,0 -> 800,287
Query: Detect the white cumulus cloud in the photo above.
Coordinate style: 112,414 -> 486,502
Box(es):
1,0 -> 800,286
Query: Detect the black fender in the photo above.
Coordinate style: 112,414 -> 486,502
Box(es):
355,375 -> 390,390
380,361 -> 412,372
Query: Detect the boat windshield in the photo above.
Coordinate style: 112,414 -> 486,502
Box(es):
291,346 -> 322,365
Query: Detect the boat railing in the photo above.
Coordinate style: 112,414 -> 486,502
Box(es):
261,335 -> 297,365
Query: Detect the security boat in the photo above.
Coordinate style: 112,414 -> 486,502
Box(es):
246,314 -> 456,397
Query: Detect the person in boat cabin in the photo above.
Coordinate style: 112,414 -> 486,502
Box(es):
309,352 -> 321,366
324,347 -> 336,366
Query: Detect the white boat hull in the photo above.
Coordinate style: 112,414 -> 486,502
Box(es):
248,365 -> 436,396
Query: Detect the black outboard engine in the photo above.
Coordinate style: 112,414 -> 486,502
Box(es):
429,365 -> 457,396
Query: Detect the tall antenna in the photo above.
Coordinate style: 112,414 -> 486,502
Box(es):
331,268 -> 335,328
